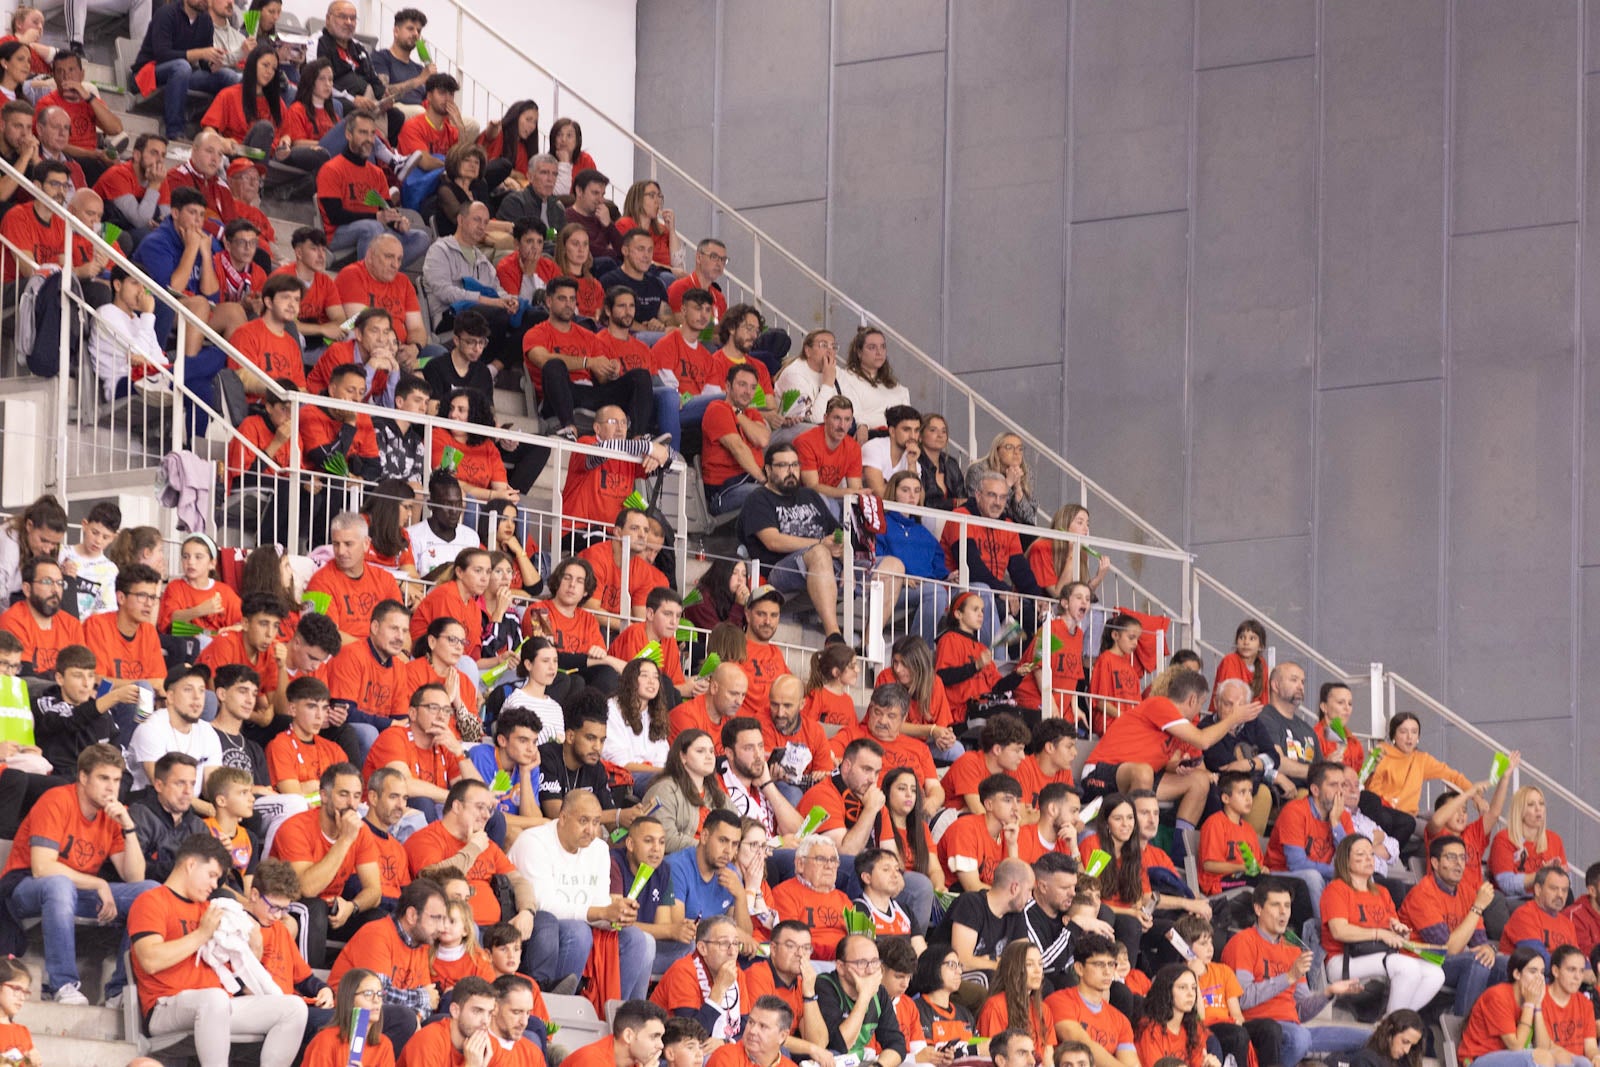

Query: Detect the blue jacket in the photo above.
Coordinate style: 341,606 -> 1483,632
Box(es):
134,1 -> 215,71
876,509 -> 948,580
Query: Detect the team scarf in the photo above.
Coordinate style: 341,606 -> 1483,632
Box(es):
216,248 -> 253,302
692,952 -> 743,1040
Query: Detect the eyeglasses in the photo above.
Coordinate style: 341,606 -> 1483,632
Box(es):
126,591 -> 159,602
29,577 -> 59,589
353,988 -> 383,1003
699,939 -> 741,950
416,702 -> 451,714
804,856 -> 840,868
438,633 -> 466,646
1,983 -> 30,999
842,959 -> 882,972
702,252 -> 728,264
941,960 -> 962,970
263,899 -> 292,918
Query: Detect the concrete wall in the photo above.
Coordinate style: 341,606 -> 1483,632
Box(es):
633,0 -> 1598,790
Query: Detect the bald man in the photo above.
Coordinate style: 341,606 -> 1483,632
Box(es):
667,663 -> 747,753
763,673 -> 835,806
33,105 -> 85,192
335,233 -> 439,362
316,0 -> 384,101
420,200 -> 521,367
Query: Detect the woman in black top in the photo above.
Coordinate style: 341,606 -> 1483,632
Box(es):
1348,1010 -> 1425,1067
918,413 -> 968,511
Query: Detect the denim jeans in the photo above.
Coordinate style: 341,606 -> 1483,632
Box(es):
1442,949 -> 1505,1016
10,875 -> 158,995
524,914 -> 655,1000
154,60 -> 241,140
328,217 -> 431,269
707,474 -> 761,515
1276,1022 -> 1369,1067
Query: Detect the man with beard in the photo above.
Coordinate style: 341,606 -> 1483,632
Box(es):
523,277 -> 654,439
489,974 -> 547,1066
332,876 -> 449,1055
739,586 -> 789,716
94,132 -> 167,248
270,763 -> 386,968
720,716 -> 804,856
0,99 -> 39,210
759,674 -> 835,806
363,766 -> 418,904
306,512 -> 405,644
0,557 -> 83,673
738,441 -> 903,643
579,508 -> 668,620
127,662 -> 223,796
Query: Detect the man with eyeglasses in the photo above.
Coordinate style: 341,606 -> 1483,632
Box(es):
1042,933 -> 1136,1067
363,683 -> 480,821
1398,832 -> 1503,1016
0,557 -> 83,674
0,158 -> 84,283
651,914 -> 751,1043
329,876 -> 449,1055
132,834 -> 308,1066
565,404 -> 673,544
742,919 -> 832,1064
770,835 -> 852,961
406,779 -> 535,944
246,858 -> 335,1041
667,237 -> 730,320
510,786 -> 653,999
82,564 -> 167,729
814,933 -> 906,1065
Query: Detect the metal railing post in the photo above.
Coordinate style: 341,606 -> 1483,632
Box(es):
286,396 -> 302,556
1039,606 -> 1055,717
171,318 -> 187,454
956,515 -> 969,588
52,242 -> 69,494
1369,662 -> 1385,740
841,494 -> 855,643
619,534 -> 632,621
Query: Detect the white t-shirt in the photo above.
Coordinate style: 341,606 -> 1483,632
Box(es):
836,369 -> 910,433
60,545 -> 119,616
501,689 -> 564,745
861,437 -> 914,480
773,359 -> 841,426
127,715 -> 224,791
405,520 -> 480,577
90,304 -> 166,402
602,697 -> 669,769
506,820 -> 612,921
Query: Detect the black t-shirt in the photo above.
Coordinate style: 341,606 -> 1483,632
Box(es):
943,891 -> 1026,962
537,740 -> 616,809
737,486 -> 840,566
1241,707 -> 1319,782
598,268 -> 670,325
423,351 -> 496,405
215,727 -> 271,788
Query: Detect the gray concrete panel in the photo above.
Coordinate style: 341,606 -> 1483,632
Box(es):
1314,381 -> 1444,692
1452,0 -> 1580,234
1069,0 -> 1192,221
1446,226 -> 1576,723
717,1 -> 830,208
1195,0 -> 1315,70
1064,212 -> 1189,537
1191,534 -> 1315,649
1317,0 -> 1447,389
631,0 -> 717,238
830,52 -> 946,357
1583,75 -> 1600,566
834,0 -> 947,65
1188,370 -> 1315,544
727,199 -> 831,338
1192,58 -> 1317,378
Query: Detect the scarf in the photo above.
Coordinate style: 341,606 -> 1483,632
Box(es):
216,250 -> 252,302
692,952 -> 743,1040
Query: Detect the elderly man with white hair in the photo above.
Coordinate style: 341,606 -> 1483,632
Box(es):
770,835 -> 853,963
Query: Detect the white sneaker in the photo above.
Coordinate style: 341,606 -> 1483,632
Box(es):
52,983 -> 88,1006
105,992 -> 124,1011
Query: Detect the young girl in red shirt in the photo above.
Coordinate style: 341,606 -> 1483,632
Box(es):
1087,612 -> 1143,735
934,592 -> 1002,722
802,642 -> 859,727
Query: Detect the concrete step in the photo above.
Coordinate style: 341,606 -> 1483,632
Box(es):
16,999 -> 125,1041
32,1032 -> 141,1067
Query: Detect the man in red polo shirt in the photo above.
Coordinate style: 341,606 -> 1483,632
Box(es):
579,509 -> 667,620
335,233 -> 438,363
0,557 -> 82,673
1501,865 -> 1583,955
307,512 -> 405,643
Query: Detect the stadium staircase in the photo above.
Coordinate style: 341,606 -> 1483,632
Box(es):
0,6 -> 1589,1062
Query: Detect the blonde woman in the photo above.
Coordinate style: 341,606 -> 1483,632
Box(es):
1489,785 -> 1567,899
964,432 -> 1042,525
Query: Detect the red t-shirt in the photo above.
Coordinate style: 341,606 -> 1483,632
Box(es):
1458,982 -> 1525,1061
938,506 -> 1022,582
700,399 -> 764,487
520,320 -> 601,395
316,153 -> 388,241
37,91 -> 101,150
82,611 -> 164,681
279,102 -> 339,144
225,413 -> 292,490
1197,812 -> 1260,895
1012,754 -> 1074,807
803,687 -> 857,728
1499,902 -> 1581,954
1318,878 -> 1399,956
939,751 -> 996,810
259,917 -> 313,996
330,914 -> 433,992
397,112 -> 459,156
363,726 -> 463,795
1088,651 -> 1142,731
522,600 -> 603,655
305,562 -> 403,639
933,628 -> 1000,715
269,809 -> 380,902
403,819 -> 515,927
334,263 -> 419,342
1015,619 -> 1086,716
740,640 -> 789,718
937,812 -> 1006,886
128,886 -> 222,1013
797,776 -> 859,836
230,316 -> 307,393
666,274 -> 726,316
759,714 -> 834,776
1488,829 -> 1567,884
608,623 -> 687,687
410,579 -> 485,656
1,783 -> 121,877
0,601 -> 83,673
93,160 -> 153,205
794,426 -> 862,489
1044,987 -> 1133,1056
649,330 -> 718,394
299,406 -> 378,468
650,951 -> 751,1022
1087,695 -> 1188,772
1134,1021 -> 1209,1067
769,879 -> 852,959
157,577 -> 242,634
578,541 -> 668,618
1542,990 -> 1598,1056
324,639 -> 402,719
301,1028 -> 395,1067
0,203 -> 68,282
563,435 -> 638,530
1265,796 -> 1354,872
1219,926 -> 1304,1022
199,83 -> 275,141
1398,873 -> 1486,946
667,694 -> 725,753
271,263 -> 341,327
309,340 -> 389,401
266,730 -> 349,789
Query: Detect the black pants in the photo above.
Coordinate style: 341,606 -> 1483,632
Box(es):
1212,1020 -> 1282,1067
501,440 -> 551,496
540,362 -> 654,433
1359,789 -> 1418,850
0,768 -> 67,838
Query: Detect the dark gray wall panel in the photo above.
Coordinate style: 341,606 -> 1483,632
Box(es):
943,0 -> 1067,377
834,0 -> 947,64
1583,74 -> 1600,567
1069,0 -> 1192,222
1064,212 -> 1190,538
717,2 -> 830,208
726,200 -> 830,338
1195,0 -> 1315,71
1192,535 -> 1314,650
631,0 -> 717,240
1445,226 -> 1576,723
1192,58 -> 1317,379
1188,371 -> 1314,544
1574,567 -> 1600,859
1318,0 -> 1447,389
1451,0 -> 1580,234
1314,381 -> 1444,692
957,364 -> 1065,459
830,52 -> 946,356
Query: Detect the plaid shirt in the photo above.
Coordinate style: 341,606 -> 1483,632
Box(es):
374,418 -> 425,484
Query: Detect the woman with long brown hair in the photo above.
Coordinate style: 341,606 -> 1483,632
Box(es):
836,326 -> 909,440
536,222 -> 605,319
603,657 -> 671,786
976,940 -> 1056,1061
639,728 -> 728,853
0,493 -> 66,600
615,179 -> 677,274
300,968 -> 394,1067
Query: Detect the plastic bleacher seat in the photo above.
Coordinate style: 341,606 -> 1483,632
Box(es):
1438,1013 -> 1463,1067
122,951 -> 196,1059
544,993 -> 608,1051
